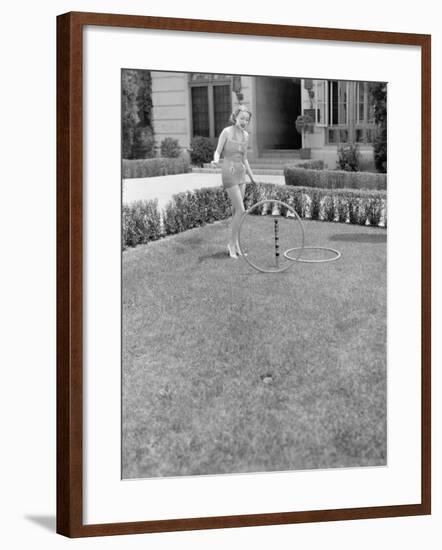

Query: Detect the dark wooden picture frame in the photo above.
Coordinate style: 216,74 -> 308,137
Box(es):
57,11 -> 431,538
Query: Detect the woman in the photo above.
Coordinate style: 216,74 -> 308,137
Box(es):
212,106 -> 256,258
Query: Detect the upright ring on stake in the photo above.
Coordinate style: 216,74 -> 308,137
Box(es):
237,199 -> 305,273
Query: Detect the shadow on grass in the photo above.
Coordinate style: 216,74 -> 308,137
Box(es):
176,235 -> 205,246
198,251 -> 231,262
329,233 -> 387,243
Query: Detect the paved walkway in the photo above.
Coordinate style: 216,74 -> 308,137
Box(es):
123,173 -> 285,208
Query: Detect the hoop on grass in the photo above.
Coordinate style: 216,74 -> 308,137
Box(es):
284,246 -> 341,263
237,199 -> 305,273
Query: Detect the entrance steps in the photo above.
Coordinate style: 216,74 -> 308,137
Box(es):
193,166 -> 285,176
194,148 -> 305,175
261,148 -> 302,158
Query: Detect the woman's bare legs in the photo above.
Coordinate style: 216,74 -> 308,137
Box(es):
226,184 -> 245,257
239,182 -> 246,200
236,183 -> 247,254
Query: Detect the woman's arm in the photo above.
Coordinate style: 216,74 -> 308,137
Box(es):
244,159 -> 256,183
212,128 -> 228,164
243,133 -> 256,183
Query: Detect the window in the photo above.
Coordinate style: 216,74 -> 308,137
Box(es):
314,80 -> 327,126
191,86 -> 210,137
329,81 -> 349,126
322,80 -> 377,145
214,85 -> 231,137
189,75 -> 232,139
326,80 -> 349,144
355,81 -> 377,144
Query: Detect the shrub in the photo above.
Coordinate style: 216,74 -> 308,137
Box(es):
364,197 -> 384,227
160,137 -> 181,158
309,189 -> 322,220
242,183 -> 386,226
122,126 -> 135,160
122,183 -> 386,249
163,183 -> 386,230
295,160 -> 325,170
122,157 -> 191,179
161,157 -> 191,175
334,192 -> 349,223
194,187 -> 231,224
291,191 -> 310,218
347,196 -> 359,225
132,126 -> 156,159
121,69 -> 154,159
337,144 -> 361,171
163,187 -> 230,235
122,200 -> 162,248
357,200 -> 369,226
322,195 -> 335,222
284,166 -> 386,191
374,129 -> 387,173
371,82 -> 387,173
243,181 -> 262,211
189,136 -> 216,166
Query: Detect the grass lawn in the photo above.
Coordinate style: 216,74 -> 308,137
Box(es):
122,218 -> 387,479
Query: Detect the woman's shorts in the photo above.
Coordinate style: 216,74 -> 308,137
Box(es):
222,161 -> 246,189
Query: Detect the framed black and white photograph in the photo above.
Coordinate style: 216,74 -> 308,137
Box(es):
57,12 -> 431,538
121,69 -> 388,480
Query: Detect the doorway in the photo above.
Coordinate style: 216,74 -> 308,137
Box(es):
255,76 -> 301,152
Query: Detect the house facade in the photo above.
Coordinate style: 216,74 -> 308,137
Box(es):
151,72 -> 378,170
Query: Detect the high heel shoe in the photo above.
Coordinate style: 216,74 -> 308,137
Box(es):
227,243 -> 238,259
235,243 -> 247,257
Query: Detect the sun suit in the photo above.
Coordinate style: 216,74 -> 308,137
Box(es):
220,129 -> 248,189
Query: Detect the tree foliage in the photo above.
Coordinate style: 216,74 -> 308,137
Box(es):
121,70 -> 154,159
371,83 -> 387,173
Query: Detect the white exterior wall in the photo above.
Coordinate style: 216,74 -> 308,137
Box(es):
151,72 -> 191,151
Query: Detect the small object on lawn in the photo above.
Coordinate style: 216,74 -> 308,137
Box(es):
158,386 -> 172,399
260,374 -> 274,384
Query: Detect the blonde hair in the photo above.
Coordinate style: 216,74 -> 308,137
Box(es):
229,106 -> 252,125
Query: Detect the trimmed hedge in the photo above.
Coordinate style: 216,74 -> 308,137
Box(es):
122,183 -> 387,249
163,187 -> 231,235
122,156 -> 191,179
243,182 -> 386,227
295,160 -> 325,170
122,200 -> 162,249
284,166 -> 386,191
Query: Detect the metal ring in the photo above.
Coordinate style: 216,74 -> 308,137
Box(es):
283,246 -> 341,263
237,200 -> 305,273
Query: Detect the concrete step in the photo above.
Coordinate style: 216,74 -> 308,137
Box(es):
201,162 -> 289,171
251,157 -> 300,165
249,164 -> 291,170
199,159 -> 302,171
193,167 -> 285,176
262,149 -> 301,158
250,162 -> 300,169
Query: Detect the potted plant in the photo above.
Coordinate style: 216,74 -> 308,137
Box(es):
295,113 -> 314,159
